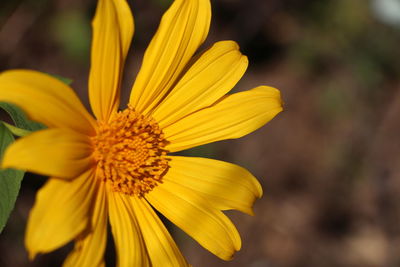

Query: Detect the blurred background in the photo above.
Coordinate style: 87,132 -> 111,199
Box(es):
1,0 -> 400,266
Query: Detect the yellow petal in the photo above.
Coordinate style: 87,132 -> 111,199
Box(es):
165,156 -> 262,215
25,169 -> 96,259
63,181 -> 107,267
146,182 -> 241,260
89,0 -> 134,121
164,86 -> 283,152
152,41 -> 248,128
131,197 -> 189,267
108,189 -> 150,267
113,0 -> 135,57
129,0 -> 211,114
0,70 -> 95,135
2,128 -> 93,179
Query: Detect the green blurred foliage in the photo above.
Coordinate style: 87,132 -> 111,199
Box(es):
51,10 -> 90,63
288,0 -> 400,125
290,0 -> 400,76
0,124 -> 24,234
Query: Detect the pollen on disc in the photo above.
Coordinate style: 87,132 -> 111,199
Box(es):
91,105 -> 169,197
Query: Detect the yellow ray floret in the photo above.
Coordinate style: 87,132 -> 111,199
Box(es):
0,0 -> 283,265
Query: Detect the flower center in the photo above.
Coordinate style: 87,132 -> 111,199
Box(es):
91,105 -> 169,197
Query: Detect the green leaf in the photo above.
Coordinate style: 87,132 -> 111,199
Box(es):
48,73 -> 73,85
0,102 -> 45,132
2,122 -> 31,137
0,123 -> 24,233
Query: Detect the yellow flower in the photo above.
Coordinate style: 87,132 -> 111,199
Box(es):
0,0 -> 282,266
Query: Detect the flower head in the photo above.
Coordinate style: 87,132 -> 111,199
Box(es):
0,0 -> 282,265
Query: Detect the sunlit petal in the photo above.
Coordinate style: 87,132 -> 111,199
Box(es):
131,197 -> 189,266
146,181 -> 241,260
129,0 -> 211,114
63,182 -> 107,267
152,41 -> 248,128
25,169 -> 96,259
108,189 -> 150,267
165,156 -> 262,215
2,128 -> 93,179
89,0 -> 134,121
0,70 -> 95,135
164,86 -> 283,152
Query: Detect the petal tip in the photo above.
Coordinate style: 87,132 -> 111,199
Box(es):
216,40 -> 240,51
220,247 -> 240,261
240,54 -> 249,67
256,183 -> 264,199
27,248 -> 37,261
247,209 -> 255,216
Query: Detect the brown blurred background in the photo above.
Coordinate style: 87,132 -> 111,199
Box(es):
1,0 -> 400,266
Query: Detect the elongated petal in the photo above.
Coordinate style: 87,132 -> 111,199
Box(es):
165,156 -> 262,215
146,182 -> 241,260
131,197 -> 189,267
152,41 -> 248,128
89,0 -> 134,121
108,189 -> 150,267
164,86 -> 283,152
25,169 -> 96,259
63,182 -> 107,267
130,0 -> 211,114
0,70 -> 95,134
2,128 -> 93,179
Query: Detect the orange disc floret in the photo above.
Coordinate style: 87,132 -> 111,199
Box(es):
91,105 -> 169,197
